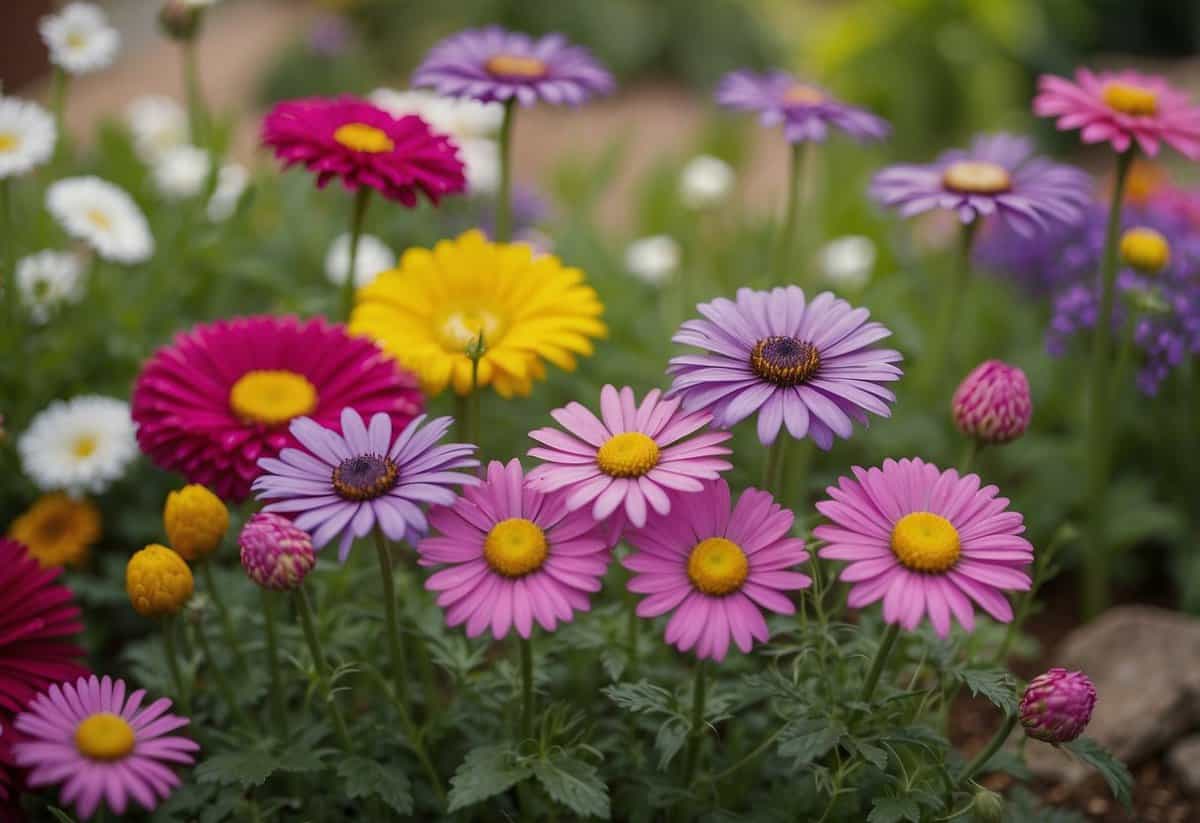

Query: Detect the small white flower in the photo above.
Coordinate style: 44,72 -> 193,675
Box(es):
458,137 -> 500,195
46,176 -> 154,264
126,95 -> 189,163
152,144 -> 211,201
39,3 -> 120,75
679,154 -> 735,210
15,251 -> 85,324
0,97 -> 56,179
369,87 -> 503,138
206,162 -> 248,222
325,233 -> 397,288
19,396 -> 137,495
625,235 -> 680,286
818,235 -> 876,291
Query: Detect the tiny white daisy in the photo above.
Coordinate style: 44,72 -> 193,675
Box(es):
15,251 -> 85,324
679,154 -> 734,210
625,235 -> 680,286
0,97 -> 56,179
126,95 -> 189,164
46,177 -> 154,264
152,144 -> 211,200
39,3 -> 120,76
206,162 -> 249,222
19,396 -> 137,495
325,232 -> 396,288
369,87 -> 503,138
818,235 -> 876,291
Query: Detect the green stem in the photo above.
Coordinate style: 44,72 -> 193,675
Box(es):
708,721 -> 788,784
957,713 -> 1018,787
1,179 -> 15,330
995,525 -> 1070,664
50,69 -> 69,167
182,39 -> 208,147
624,583 -> 639,680
162,617 -> 189,713
261,589 -> 288,737
293,586 -> 353,752
340,187 -> 371,322
921,221 -> 979,396
194,618 -> 254,730
681,662 -> 708,790
495,99 -> 516,243
1082,149 -> 1135,619
373,531 -> 410,708
958,439 -> 980,476
772,141 -> 806,282
200,562 -> 248,672
762,435 -> 788,498
860,623 -> 900,702
519,635 -> 534,741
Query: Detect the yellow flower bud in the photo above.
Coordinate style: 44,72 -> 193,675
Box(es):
1119,227 -> 1170,274
126,544 -> 194,617
164,485 -> 229,561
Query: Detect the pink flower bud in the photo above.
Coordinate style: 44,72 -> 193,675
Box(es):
952,360 -> 1032,444
1020,667 -> 1096,744
239,513 -> 315,591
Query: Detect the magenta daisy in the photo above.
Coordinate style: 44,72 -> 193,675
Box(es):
419,459 -> 611,639
814,458 -> 1034,637
252,409 -> 479,561
261,95 -> 467,204
131,315 -> 423,503
715,69 -> 890,143
12,675 -> 199,820
412,26 -> 614,107
525,385 -> 732,532
667,287 -> 901,448
623,478 -> 810,661
1034,68 -> 1200,160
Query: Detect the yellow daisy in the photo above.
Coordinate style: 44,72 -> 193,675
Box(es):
350,229 -> 607,397
8,493 -> 102,568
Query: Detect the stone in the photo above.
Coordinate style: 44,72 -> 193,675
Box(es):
1168,735 -> 1200,795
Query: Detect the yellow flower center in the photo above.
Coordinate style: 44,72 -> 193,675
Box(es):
485,54 -> 548,79
941,161 -> 1012,195
1102,82 -> 1158,117
72,435 -> 97,458
784,85 -> 825,105
8,493 -> 101,568
596,432 -> 660,478
228,370 -> 318,426
437,309 -> 504,352
0,132 -> 19,153
484,518 -> 548,577
86,209 -> 111,230
1119,227 -> 1170,273
333,122 -> 394,154
687,537 -> 749,596
890,512 -> 960,573
75,713 -> 135,761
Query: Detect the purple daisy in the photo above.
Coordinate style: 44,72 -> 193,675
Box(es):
715,69 -> 890,143
412,26 -> 614,107
252,409 -> 479,561
667,287 -> 902,448
870,133 -> 1093,236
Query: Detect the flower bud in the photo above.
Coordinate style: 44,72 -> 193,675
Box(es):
972,787 -> 1004,822
1019,668 -> 1097,744
158,0 -> 201,41
1119,226 -> 1170,274
239,513 -> 315,591
951,360 -> 1032,445
164,484 -> 229,561
126,544 -> 194,617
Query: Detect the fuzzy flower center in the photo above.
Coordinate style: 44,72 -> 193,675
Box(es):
485,54 -> 548,79
0,132 -> 19,153
71,434 -> 98,458
332,454 -> 399,501
75,713 -> 135,761
784,85 -> 824,106
1102,82 -> 1159,117
596,431 -> 660,478
941,161 -> 1012,195
86,209 -> 112,230
687,537 -> 749,596
333,122 -> 395,154
66,32 -> 88,49
229,369 -> 318,426
891,512 -> 960,573
437,308 -> 504,352
1119,227 -> 1170,273
750,336 -> 821,386
484,517 -> 548,577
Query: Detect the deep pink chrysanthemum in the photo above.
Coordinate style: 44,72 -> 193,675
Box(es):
952,360 -> 1032,444
525,385 -> 732,535
12,675 -> 199,820
419,459 -> 612,639
815,458 -> 1033,637
1034,69 -> 1200,160
623,478 -> 810,661
262,95 -> 467,205
131,315 -> 423,503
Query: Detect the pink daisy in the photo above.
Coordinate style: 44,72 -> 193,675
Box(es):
418,459 -> 612,639
623,478 -> 810,661
814,457 -> 1033,637
12,675 -> 199,820
525,385 -> 732,534
1034,68 -> 1200,159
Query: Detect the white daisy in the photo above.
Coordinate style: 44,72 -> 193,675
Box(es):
818,235 -> 876,291
325,232 -> 396,288
15,251 -> 85,324
39,3 -> 120,76
152,144 -> 210,200
206,162 -> 248,222
679,154 -> 734,210
457,137 -> 500,195
369,88 -> 503,138
19,396 -> 137,495
0,97 -> 56,179
624,235 -> 680,286
46,177 -> 154,264
126,95 -> 189,163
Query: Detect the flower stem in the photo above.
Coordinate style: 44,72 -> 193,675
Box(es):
519,635 -> 534,741
162,617 -> 189,713
772,141 -> 806,282
860,622 -> 900,702
957,712 -> 1017,787
261,589 -> 288,738
373,531 -> 410,708
50,69 -> 70,167
194,617 -> 255,730
495,99 -> 517,243
182,39 -> 208,148
921,221 -> 979,396
340,187 -> 371,322
1,179 -> 15,329
958,439 -> 980,475
200,561 -> 248,673
293,586 -> 353,752
762,435 -> 788,498
681,662 -> 708,790
624,582 -> 640,680
1081,149 -> 1135,619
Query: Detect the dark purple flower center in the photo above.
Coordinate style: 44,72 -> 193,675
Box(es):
332,453 -> 398,501
750,336 -> 821,386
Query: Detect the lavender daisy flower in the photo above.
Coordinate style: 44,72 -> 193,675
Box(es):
412,26 -> 614,107
252,409 -> 479,561
715,69 -> 890,143
871,133 -> 1093,236
667,287 -> 902,448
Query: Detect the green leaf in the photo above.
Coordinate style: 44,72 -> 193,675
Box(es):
867,796 -> 921,823
448,744 -> 533,812
953,666 -> 1019,714
338,755 -> 413,815
777,719 -> 842,766
194,749 -> 280,788
47,809 -> 76,823
655,720 -> 687,770
1065,737 -> 1133,809
602,681 -> 676,717
533,753 -> 611,820
849,739 -> 889,770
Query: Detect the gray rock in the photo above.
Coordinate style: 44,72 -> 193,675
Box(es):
1168,735 -> 1200,795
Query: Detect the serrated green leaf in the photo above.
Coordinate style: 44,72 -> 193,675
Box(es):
954,666 -> 1019,714
337,755 -> 413,815
533,753 -> 611,820
447,744 -> 533,812
194,749 -> 280,788
867,795 -> 921,823
1065,737 -> 1133,809
777,720 -> 842,766
602,681 -> 676,717
655,720 -> 687,770
849,739 -> 889,770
